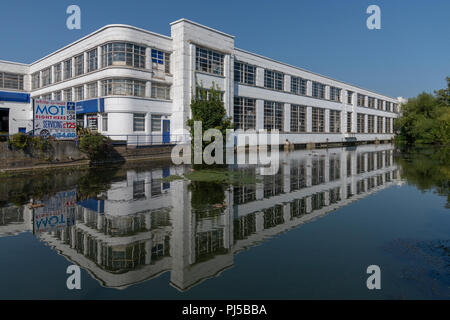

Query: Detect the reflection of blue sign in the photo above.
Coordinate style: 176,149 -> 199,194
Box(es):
76,98 -> 104,114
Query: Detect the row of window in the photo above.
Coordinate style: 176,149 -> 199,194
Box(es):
36,79 -> 171,101
356,113 -> 393,133
233,60 -> 399,112
31,43 -> 171,90
233,97 -> 394,133
0,72 -> 24,90
357,93 -> 398,112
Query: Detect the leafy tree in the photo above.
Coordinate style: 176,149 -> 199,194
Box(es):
186,83 -> 233,165
395,77 -> 450,145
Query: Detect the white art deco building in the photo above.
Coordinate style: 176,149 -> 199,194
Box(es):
0,19 -> 401,145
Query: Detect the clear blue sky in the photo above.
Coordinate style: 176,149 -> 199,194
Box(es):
1,0 -> 449,98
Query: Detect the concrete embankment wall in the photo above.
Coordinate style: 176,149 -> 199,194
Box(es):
0,141 -> 175,172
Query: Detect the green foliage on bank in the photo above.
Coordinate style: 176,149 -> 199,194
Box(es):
9,133 -> 49,153
395,77 -> 450,145
78,132 -> 114,161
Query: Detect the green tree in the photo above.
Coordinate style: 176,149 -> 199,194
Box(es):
395,77 -> 450,145
186,83 -> 233,165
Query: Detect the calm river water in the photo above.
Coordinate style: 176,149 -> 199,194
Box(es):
0,143 -> 448,299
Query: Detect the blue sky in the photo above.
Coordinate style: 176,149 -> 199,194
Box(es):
1,0 -> 449,98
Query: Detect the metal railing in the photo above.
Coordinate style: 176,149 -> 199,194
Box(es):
103,134 -> 190,147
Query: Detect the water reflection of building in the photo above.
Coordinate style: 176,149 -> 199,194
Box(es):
6,144 -> 401,290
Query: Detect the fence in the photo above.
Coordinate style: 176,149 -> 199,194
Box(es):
103,134 -> 190,147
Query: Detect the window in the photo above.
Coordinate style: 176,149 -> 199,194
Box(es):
102,114 -> 108,132
195,46 -> 224,75
357,94 -> 366,107
385,102 -> 391,112
64,89 -> 72,101
312,107 -> 325,132
87,49 -> 98,72
377,116 -> 383,133
31,72 -> 40,89
290,105 -> 306,133
63,59 -> 72,80
133,113 -> 146,132
347,112 -> 352,133
74,54 -> 84,76
41,68 -> 52,86
102,79 -> 146,97
377,99 -> 384,110
0,72 -> 24,90
368,115 -> 375,133
393,103 -> 399,113
234,61 -> 256,85
234,97 -> 256,130
74,86 -> 84,101
264,70 -> 284,91
329,110 -> 341,133
151,49 -> 170,74
330,87 -> 341,102
385,117 -> 391,133
291,77 -> 307,95
312,82 -> 325,99
347,91 -> 353,104
54,91 -> 62,101
368,97 -> 375,108
151,83 -> 170,100
151,115 -> 162,132
86,82 -> 98,98
53,64 -> 62,83
102,42 -> 146,69
42,93 -> 51,100
357,113 -> 365,133
263,101 -> 283,131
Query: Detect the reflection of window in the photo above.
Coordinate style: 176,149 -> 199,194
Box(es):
263,205 -> 284,229
151,180 -> 161,197
311,192 -> 325,211
133,180 -> 145,199
291,198 -> 307,218
312,158 -> 325,185
329,157 -> 341,181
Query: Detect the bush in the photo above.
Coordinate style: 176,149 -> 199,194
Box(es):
78,132 -> 113,161
9,133 -> 49,152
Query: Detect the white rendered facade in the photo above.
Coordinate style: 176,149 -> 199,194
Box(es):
0,19 -> 401,144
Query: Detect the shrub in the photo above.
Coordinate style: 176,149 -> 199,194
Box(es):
78,132 -> 113,161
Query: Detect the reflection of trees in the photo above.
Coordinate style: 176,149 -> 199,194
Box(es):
76,166 -> 121,200
396,147 -> 450,208
188,181 -> 227,216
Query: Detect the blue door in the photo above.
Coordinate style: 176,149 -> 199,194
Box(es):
162,120 -> 170,144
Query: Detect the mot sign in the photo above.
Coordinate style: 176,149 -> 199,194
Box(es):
34,99 -> 76,139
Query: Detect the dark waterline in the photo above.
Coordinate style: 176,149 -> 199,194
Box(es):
0,144 -> 448,299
